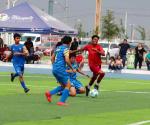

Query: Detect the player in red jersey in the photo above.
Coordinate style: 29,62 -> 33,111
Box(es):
71,35 -> 105,96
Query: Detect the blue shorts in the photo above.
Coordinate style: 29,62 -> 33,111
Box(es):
70,79 -> 83,90
13,65 -> 24,76
52,69 -> 69,85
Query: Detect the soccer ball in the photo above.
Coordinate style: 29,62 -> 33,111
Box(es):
89,89 -> 99,98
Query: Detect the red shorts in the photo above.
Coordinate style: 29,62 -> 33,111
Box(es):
89,64 -> 101,75
76,55 -> 84,64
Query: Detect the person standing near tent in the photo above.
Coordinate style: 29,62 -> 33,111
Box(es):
134,43 -> 146,69
119,39 -> 130,68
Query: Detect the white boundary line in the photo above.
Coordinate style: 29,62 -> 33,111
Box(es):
128,120 -> 150,125
0,84 -> 150,94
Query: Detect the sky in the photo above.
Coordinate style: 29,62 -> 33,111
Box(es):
0,0 -> 150,39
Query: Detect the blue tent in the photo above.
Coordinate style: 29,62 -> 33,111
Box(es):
0,2 -> 77,35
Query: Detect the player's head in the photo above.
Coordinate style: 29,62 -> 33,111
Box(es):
69,53 -> 76,64
62,36 -> 72,46
91,35 -> 99,45
13,33 -> 21,44
27,37 -> 32,42
123,39 -> 127,44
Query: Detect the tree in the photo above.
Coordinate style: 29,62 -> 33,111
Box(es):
136,26 -> 146,40
101,10 -> 120,41
74,22 -> 87,38
118,19 -> 128,39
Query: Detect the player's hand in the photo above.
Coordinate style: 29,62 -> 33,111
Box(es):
92,48 -> 98,52
72,69 -> 76,73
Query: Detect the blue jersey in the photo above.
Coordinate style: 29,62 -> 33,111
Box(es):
11,44 -> 25,66
67,63 -> 78,80
53,44 -> 69,72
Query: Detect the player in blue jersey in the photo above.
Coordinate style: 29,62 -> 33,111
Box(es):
45,36 -> 75,106
66,54 -> 90,96
8,33 -> 30,93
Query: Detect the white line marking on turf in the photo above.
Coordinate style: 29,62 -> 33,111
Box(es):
0,83 -> 150,94
128,120 -> 150,125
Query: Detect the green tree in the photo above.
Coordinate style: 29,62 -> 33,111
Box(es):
101,10 -> 120,41
136,26 -> 146,40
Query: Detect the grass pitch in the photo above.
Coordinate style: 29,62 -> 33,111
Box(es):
0,72 -> 150,125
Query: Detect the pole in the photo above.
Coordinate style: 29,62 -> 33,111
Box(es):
65,0 -> 69,24
95,0 -> 102,35
124,12 -> 128,36
48,0 -> 54,15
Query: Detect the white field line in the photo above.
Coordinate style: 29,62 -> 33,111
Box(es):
128,120 -> 150,125
0,84 -> 150,94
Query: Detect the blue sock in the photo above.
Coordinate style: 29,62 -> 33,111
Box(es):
13,73 -> 19,78
50,86 -> 63,95
60,89 -> 69,103
21,81 -> 27,89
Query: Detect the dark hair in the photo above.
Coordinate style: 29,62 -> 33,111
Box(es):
56,41 -> 63,48
27,37 -> 32,41
13,33 -> 21,39
62,36 -> 72,44
92,35 -> 99,40
69,53 -> 76,58
123,39 -> 127,42
110,56 -> 115,61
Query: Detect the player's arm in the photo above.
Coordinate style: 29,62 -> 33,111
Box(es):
51,52 -> 56,64
66,69 -> 77,73
92,48 -> 105,56
64,49 -> 75,72
69,48 -> 84,54
77,68 -> 90,78
22,46 -> 29,56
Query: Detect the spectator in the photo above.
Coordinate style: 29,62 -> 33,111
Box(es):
24,37 -> 34,63
70,38 -> 79,51
145,52 -> 150,70
108,56 -> 116,71
34,47 -> 43,59
0,37 -> 3,48
134,43 -> 146,69
115,55 -> 123,70
119,39 -> 130,68
2,47 -> 11,62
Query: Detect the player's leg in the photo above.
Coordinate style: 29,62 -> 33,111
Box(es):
94,70 -> 105,90
18,66 -> 30,93
139,58 -> 143,69
85,74 -> 98,96
69,86 -> 76,97
134,57 -> 138,69
45,72 -> 64,102
74,80 -> 85,94
57,81 -> 71,106
11,65 -> 19,82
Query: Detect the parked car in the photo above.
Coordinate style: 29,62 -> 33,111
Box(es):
98,42 -> 120,59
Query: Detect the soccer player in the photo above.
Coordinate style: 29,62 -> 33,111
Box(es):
45,36 -> 75,106
9,33 -> 30,93
71,35 -> 105,96
66,54 -> 89,96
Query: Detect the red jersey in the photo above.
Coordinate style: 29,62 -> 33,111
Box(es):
83,44 -> 104,66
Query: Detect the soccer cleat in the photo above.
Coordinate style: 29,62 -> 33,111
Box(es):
57,102 -> 68,106
24,88 -> 30,93
45,91 -> 52,102
85,86 -> 90,96
11,73 -> 15,82
94,84 -> 99,90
